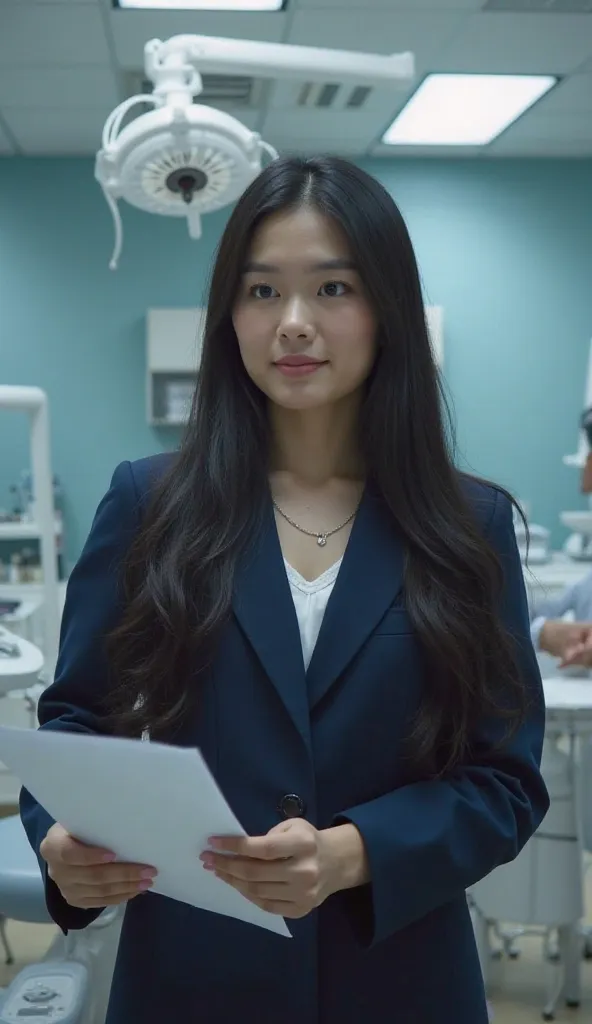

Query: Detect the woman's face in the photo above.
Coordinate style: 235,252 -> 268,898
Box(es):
232,206 -> 378,412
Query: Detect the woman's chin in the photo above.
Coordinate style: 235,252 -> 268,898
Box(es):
269,390 -> 332,412
263,379 -> 333,411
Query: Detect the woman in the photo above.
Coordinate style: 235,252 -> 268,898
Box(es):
21,156 -> 549,1023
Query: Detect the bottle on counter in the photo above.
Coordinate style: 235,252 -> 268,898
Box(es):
20,547 -> 35,583
9,553 -> 22,584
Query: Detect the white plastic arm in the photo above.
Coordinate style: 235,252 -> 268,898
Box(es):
145,34 -> 415,88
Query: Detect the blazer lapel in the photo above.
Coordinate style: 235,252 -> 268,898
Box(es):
233,503 -> 312,754
306,486 -> 405,711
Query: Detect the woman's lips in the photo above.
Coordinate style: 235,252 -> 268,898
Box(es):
274,361 -> 326,377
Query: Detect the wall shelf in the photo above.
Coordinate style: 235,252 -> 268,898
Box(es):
0,521 -> 62,541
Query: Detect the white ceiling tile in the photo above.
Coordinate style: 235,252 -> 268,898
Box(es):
0,4 -> 111,66
297,0 -> 482,7
261,107 -> 386,143
435,12 -> 592,74
499,110 -> 592,142
281,7 -> 472,142
110,9 -> 286,69
0,68 -> 120,109
536,73 -> 592,113
2,106 -> 109,154
288,9 -> 471,74
267,136 -> 365,156
370,142 -> 486,159
13,0 -> 97,4
0,120 -> 15,155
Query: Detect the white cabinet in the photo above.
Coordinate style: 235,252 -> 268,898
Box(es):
147,308 -> 206,426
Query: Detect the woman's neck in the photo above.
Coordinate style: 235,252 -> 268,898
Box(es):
268,400 -> 364,485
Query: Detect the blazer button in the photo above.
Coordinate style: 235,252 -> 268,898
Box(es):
279,793 -> 306,819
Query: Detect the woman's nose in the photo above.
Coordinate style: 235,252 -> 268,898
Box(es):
278,298 -> 315,343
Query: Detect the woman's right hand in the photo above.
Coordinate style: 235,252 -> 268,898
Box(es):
40,822 -> 157,909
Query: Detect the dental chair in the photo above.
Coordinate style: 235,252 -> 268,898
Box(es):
0,627 -> 122,1024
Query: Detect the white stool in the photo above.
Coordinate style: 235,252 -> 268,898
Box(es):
471,720 -> 586,1021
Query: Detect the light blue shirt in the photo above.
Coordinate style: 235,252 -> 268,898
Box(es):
530,567 -> 592,649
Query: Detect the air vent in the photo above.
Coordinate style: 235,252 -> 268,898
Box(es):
346,86 -> 372,109
200,74 -> 254,104
483,0 -> 592,11
297,82 -> 373,109
124,71 -> 265,108
317,83 -> 340,108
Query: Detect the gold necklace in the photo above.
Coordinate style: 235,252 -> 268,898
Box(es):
272,499 -> 359,547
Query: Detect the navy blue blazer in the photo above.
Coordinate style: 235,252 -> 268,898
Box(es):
21,454 -> 549,1024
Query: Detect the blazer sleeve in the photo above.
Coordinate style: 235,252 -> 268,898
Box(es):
333,488 -> 550,948
19,460 -> 142,933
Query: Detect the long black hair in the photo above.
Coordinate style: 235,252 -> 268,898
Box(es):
105,155 -> 527,774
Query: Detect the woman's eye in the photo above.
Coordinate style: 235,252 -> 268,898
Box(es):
250,284 -> 278,300
319,281 -> 349,298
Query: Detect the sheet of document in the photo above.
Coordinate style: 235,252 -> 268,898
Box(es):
0,725 -> 291,937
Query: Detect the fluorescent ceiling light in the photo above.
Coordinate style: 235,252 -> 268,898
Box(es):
382,73 -> 557,147
115,0 -> 283,8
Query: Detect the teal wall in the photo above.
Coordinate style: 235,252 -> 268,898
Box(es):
1,156 -> 591,569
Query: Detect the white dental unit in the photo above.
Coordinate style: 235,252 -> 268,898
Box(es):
0,389 -> 121,1024
0,387 -> 61,682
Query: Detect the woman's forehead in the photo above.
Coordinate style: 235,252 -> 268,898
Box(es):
246,208 -> 353,265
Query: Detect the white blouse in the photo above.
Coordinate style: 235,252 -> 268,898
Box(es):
284,557 -> 342,670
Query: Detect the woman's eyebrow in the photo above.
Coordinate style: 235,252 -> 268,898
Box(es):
242,258 -> 358,274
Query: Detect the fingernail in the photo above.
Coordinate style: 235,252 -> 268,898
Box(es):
141,869 -> 156,880
208,837 -> 223,848
102,853 -> 116,863
138,880 -> 153,891
202,863 -> 214,872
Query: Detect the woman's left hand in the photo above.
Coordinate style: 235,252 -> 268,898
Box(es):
201,818 -> 368,919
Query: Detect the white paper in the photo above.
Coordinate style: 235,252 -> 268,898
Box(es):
0,726 -> 290,938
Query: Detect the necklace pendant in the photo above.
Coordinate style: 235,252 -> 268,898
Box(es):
317,534 -> 327,547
